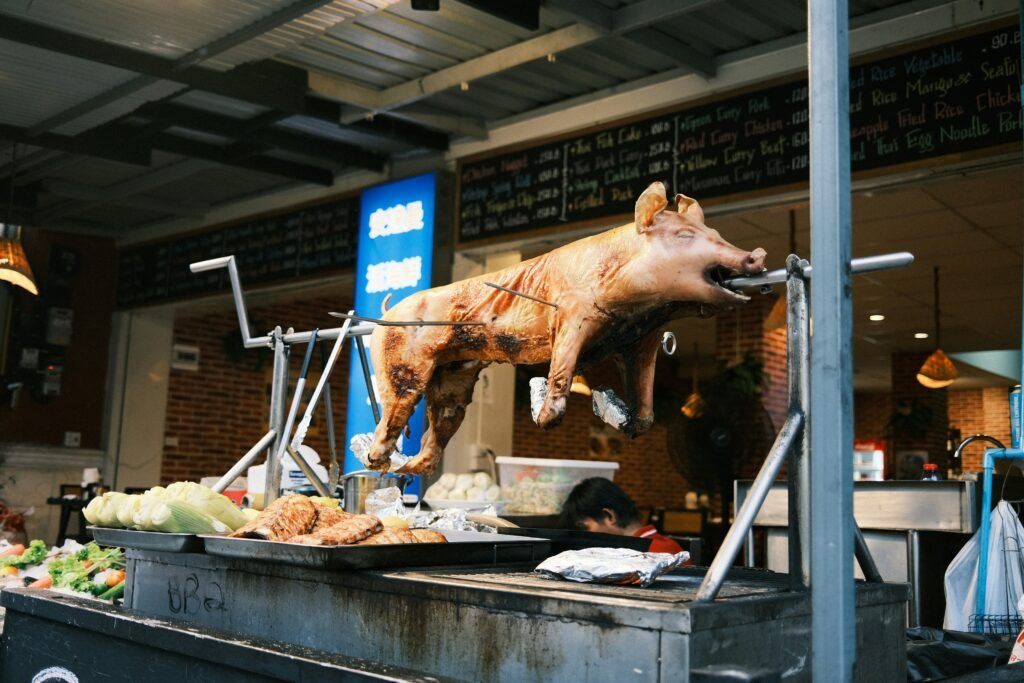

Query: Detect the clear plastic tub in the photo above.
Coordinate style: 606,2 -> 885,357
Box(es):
495,457 -> 619,515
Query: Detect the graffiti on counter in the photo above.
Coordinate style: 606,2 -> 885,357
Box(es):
31,667 -> 80,683
458,23 -> 1022,242
167,573 -> 227,615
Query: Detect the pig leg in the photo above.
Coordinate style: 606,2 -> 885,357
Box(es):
536,318 -> 600,428
367,327 -> 436,470
623,331 -> 661,436
592,331 -> 660,437
398,361 -> 485,475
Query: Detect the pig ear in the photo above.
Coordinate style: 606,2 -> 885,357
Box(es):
635,182 -> 668,233
676,193 -> 705,224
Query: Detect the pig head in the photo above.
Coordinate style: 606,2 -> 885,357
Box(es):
366,181 -> 766,474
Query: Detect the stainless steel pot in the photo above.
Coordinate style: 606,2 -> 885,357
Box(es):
342,470 -> 409,514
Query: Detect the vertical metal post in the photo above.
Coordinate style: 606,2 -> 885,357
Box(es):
809,0 -> 854,678
786,255 -> 811,589
975,450 -> 996,621
266,326 -> 288,506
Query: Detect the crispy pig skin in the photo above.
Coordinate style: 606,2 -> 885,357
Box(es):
310,505 -> 352,533
229,495 -> 317,540
288,514 -> 382,546
409,529 -> 447,544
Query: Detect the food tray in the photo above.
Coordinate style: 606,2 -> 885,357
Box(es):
88,526 -> 206,553
200,530 -> 550,570
497,527 -> 651,554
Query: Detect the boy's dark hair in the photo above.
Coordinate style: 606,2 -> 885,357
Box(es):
561,477 -> 639,529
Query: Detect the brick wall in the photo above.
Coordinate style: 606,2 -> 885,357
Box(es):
511,391 -> 689,511
854,392 -> 891,442
948,387 -> 1014,472
890,351 -> 949,468
160,293 -> 353,484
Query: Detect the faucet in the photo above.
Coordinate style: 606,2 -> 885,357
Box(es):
953,434 -> 1007,461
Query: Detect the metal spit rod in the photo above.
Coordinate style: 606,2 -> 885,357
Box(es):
722,251 -> 913,290
189,256 -> 372,347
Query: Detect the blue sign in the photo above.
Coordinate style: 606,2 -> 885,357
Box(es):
344,173 -> 437,493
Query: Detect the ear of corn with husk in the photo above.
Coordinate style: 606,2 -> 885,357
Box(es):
84,482 -> 245,533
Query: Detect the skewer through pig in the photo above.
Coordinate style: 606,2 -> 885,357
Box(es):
366,181 -> 767,474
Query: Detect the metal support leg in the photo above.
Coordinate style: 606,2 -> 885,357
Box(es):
211,429 -> 277,493
786,255 -> 810,590
286,446 -> 332,498
853,525 -> 883,583
696,411 -> 804,602
266,327 -> 288,506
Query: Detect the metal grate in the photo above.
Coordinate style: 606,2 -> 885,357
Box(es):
968,614 -> 1024,636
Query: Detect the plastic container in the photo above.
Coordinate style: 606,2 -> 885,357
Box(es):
921,463 -> 942,481
495,457 -> 619,515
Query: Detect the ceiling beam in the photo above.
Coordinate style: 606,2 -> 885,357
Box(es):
547,0 -> 719,78
33,159 -> 218,223
136,102 -> 388,171
39,179 -> 209,218
0,15 -> 447,153
0,123 -> 151,166
310,0 -> 722,117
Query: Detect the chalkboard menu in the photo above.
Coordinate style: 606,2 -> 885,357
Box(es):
458,23 -> 1023,242
117,195 -> 359,307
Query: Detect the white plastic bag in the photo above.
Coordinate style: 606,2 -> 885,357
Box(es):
944,501 -> 1024,631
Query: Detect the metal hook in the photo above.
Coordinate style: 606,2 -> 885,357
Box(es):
661,331 -> 677,356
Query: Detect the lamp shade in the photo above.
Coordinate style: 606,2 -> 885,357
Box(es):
0,223 -> 38,295
916,348 -> 958,389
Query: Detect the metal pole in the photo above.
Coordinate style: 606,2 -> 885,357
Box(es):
266,327 -> 288,506
853,524 -> 883,583
809,0 -> 854,677
722,251 -> 913,290
211,429 -> 277,493
355,335 -> 381,425
696,411 -> 804,601
786,255 -> 811,589
286,446 -> 332,498
975,450 -> 996,623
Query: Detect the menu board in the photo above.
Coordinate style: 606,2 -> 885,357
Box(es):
117,196 -> 360,307
458,23 -> 1023,242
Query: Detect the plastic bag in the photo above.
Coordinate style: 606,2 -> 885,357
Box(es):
944,501 -> 1024,631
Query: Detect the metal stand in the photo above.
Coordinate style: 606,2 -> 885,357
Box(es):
696,250 -> 911,602
189,256 -> 375,506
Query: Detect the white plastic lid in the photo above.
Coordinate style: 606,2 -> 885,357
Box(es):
495,456 -> 619,470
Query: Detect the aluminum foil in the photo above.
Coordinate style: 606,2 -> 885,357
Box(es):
529,377 -> 548,423
364,486 -> 408,520
409,507 -> 498,534
591,387 -> 629,431
349,432 -> 411,472
535,547 -> 690,588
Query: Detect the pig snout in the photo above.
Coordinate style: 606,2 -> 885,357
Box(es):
743,247 -> 767,273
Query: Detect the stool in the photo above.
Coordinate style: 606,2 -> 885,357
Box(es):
46,484 -> 91,546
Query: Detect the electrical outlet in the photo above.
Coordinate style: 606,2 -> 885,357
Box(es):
63,431 -> 81,448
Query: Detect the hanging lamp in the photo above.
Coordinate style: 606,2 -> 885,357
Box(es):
0,144 -> 38,296
916,266 -> 957,389
681,342 -> 707,418
763,209 -> 798,332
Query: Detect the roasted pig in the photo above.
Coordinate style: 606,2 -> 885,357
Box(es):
356,528 -> 419,545
366,182 -> 767,475
310,505 -> 352,533
409,529 -> 447,544
230,494 -> 318,541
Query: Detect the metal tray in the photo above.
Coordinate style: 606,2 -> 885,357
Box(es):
89,526 -> 207,553
497,527 -> 650,554
200,530 -> 550,570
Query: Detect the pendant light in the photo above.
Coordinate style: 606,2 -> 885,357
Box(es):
681,342 -> 707,418
0,144 -> 38,296
916,266 -> 957,389
763,209 -> 798,332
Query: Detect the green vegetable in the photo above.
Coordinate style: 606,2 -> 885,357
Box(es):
0,540 -> 48,568
49,543 -> 125,595
97,580 -> 125,601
